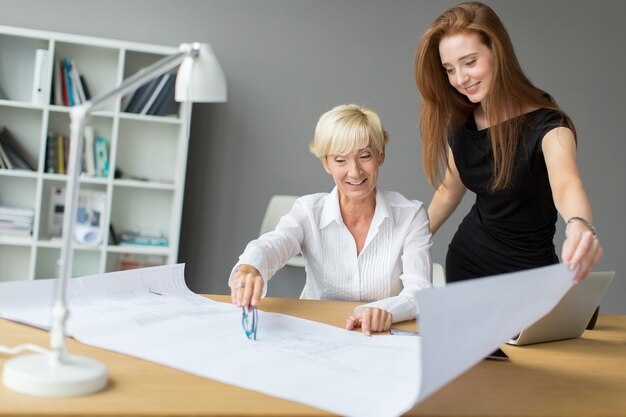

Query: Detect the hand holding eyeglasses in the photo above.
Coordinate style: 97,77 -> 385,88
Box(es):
345,307 -> 393,336
230,264 -> 265,309
241,306 -> 258,340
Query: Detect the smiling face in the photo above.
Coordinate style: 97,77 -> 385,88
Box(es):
438,32 -> 494,107
323,146 -> 382,204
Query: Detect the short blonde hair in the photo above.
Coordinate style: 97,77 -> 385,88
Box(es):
309,104 -> 389,160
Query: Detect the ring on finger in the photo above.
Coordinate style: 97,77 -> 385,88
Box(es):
235,282 -> 245,290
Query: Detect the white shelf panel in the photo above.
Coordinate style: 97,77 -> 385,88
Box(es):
119,112 -> 182,124
37,239 -> 103,252
107,245 -> 170,256
113,179 -> 175,190
0,169 -> 38,179
0,235 -> 33,246
0,99 -> 44,110
49,104 -> 115,119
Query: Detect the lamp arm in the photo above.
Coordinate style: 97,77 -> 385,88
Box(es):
50,44 -> 198,364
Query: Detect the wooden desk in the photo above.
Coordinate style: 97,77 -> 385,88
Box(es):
1,295 -> 625,417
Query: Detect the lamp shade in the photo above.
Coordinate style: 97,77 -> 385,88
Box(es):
175,43 -> 227,103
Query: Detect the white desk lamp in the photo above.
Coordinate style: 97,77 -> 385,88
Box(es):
2,42 -> 227,397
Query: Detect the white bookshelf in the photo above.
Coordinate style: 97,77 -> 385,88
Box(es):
0,25 -> 198,281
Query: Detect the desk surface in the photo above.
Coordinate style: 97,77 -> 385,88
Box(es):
1,295 -> 625,417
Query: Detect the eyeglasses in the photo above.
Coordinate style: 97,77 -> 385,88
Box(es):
241,307 -> 258,340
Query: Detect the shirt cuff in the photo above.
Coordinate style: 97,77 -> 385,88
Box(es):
354,294 -> 419,323
228,256 -> 270,298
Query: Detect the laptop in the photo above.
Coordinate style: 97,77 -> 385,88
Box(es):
507,271 -> 614,346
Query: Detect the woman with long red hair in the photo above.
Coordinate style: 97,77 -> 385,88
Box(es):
415,2 -> 602,284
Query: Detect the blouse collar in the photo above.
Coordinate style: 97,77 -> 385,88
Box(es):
319,187 -> 392,230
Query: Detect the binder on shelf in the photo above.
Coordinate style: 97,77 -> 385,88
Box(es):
47,186 -> 65,237
0,127 -> 37,171
124,75 -> 160,114
31,49 -> 49,106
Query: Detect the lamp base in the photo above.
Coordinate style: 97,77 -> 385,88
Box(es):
2,353 -> 107,397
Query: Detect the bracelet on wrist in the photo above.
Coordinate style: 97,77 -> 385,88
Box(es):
565,217 -> 597,238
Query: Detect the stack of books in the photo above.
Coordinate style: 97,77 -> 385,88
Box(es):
0,206 -> 34,238
123,72 -> 177,116
0,127 -> 37,171
52,57 -> 92,107
119,230 -> 169,247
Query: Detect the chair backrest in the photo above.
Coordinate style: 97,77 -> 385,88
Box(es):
260,195 -> 299,235
432,262 -> 446,288
260,195 -> 305,268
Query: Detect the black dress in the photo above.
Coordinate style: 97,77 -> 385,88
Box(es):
446,108 -> 571,282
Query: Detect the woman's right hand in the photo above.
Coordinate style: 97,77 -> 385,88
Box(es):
230,264 -> 265,309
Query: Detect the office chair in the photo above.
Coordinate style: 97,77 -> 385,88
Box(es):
432,262 -> 446,288
260,195 -> 305,268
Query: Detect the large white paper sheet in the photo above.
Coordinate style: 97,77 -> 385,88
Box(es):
0,263 -> 576,417
413,262 -> 575,404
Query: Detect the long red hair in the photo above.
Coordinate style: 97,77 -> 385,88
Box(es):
415,1 -> 576,191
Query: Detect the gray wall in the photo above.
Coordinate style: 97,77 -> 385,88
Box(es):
2,0 -> 624,313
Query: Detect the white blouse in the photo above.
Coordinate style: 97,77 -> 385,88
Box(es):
230,187 -> 433,322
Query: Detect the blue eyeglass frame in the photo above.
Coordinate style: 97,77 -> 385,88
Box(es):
241,306 -> 258,340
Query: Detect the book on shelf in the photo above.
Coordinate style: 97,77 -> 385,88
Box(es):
31,49 -> 49,106
56,133 -> 65,174
45,129 -> 105,176
139,72 -> 171,115
70,60 -> 86,104
47,186 -> 106,245
0,126 -> 37,171
0,142 -> 12,169
83,126 -> 96,176
52,55 -> 63,105
147,73 -> 176,116
62,58 -> 75,107
54,57 -> 91,107
59,60 -> 69,106
45,132 -> 56,173
94,136 -> 109,177
79,74 -> 92,101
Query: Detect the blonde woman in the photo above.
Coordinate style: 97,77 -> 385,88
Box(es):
229,104 -> 432,335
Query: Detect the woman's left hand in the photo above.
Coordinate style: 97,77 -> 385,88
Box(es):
345,307 -> 393,336
561,220 -> 603,284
